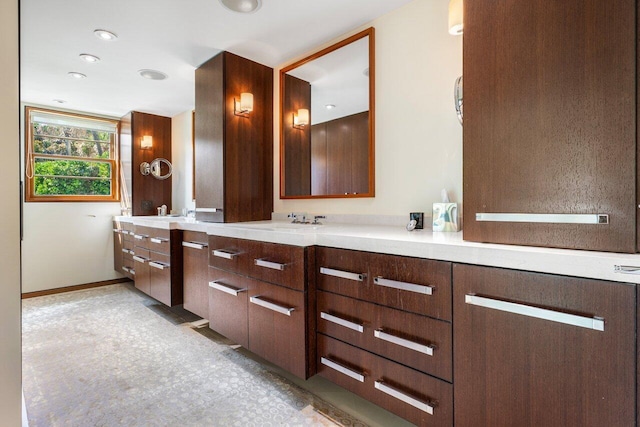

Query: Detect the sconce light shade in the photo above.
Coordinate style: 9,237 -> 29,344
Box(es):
448,0 -> 463,35
141,135 -> 153,149
293,108 -> 310,129
234,92 -> 254,117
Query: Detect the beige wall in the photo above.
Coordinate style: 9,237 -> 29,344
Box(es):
273,0 -> 463,217
1,0 -> 23,424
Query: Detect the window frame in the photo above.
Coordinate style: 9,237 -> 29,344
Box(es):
24,106 -> 121,202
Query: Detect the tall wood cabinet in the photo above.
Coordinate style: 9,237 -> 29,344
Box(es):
120,111 -> 172,216
194,52 -> 273,223
453,264 -> 636,426
463,0 -> 637,252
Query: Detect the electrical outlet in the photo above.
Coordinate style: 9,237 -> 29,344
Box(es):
141,200 -> 153,212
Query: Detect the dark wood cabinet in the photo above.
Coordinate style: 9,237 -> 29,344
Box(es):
182,231 -> 209,319
120,111 -> 172,216
208,267 -> 249,348
453,264 -> 636,426
315,246 -> 453,425
133,225 -> 183,306
113,220 -> 135,280
194,51 -> 273,223
463,0 -> 637,252
206,235 -> 314,378
112,222 -> 124,273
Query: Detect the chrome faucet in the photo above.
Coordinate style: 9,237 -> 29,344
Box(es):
288,212 -> 308,224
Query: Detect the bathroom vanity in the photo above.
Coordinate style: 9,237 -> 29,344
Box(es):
114,216 -> 640,426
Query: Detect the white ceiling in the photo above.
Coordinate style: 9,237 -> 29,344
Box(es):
20,0 -> 414,119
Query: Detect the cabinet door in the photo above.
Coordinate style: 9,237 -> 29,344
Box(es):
133,248 -> 150,295
208,267 -> 249,348
148,252 -> 172,306
463,0 -> 636,252
453,264 -> 636,426
112,228 -> 124,274
182,232 -> 209,319
248,281 -> 307,379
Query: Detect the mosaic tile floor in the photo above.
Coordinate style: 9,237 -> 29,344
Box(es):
22,284 -> 376,427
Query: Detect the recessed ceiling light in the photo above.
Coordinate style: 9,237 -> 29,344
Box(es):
325,104 -> 336,110
68,72 -> 87,79
94,29 -> 118,41
79,53 -> 100,63
52,99 -> 66,104
138,69 -> 168,80
219,0 -> 262,13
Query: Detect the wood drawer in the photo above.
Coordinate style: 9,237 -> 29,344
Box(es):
148,251 -> 172,306
316,247 -> 452,320
183,231 -> 209,319
208,235 -> 251,275
134,226 -> 170,254
208,267 -> 249,348
317,334 -> 453,427
248,280 -> 308,378
249,241 -> 306,291
317,290 -> 452,382
133,248 -> 150,295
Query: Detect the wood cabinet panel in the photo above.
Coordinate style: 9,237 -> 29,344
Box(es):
453,264 -> 636,426
317,290 -> 452,382
182,231 -> 209,319
249,241 -> 306,291
208,235 -> 251,275
195,51 -> 273,222
317,334 -> 453,427
282,73 -> 311,197
208,267 -> 250,348
463,0 -> 636,252
316,247 -> 452,320
112,226 -> 124,274
133,248 -> 150,295
148,251 -> 172,306
248,281 -> 307,379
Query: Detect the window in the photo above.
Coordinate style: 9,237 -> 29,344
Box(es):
25,107 -> 120,202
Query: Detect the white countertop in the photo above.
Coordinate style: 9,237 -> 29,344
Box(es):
115,216 -> 640,285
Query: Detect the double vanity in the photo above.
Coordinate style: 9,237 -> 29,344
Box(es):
112,216 -> 640,426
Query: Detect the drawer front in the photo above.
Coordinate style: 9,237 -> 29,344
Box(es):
368,253 -> 452,320
317,247 -> 452,320
248,281 -> 307,379
183,231 -> 209,319
133,248 -> 151,295
208,268 -> 249,348
249,241 -> 306,291
148,251 -> 172,306
208,235 -> 251,275
317,291 -> 452,381
318,334 -> 453,427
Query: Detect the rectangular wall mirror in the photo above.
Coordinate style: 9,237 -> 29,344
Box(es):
280,27 -> 375,199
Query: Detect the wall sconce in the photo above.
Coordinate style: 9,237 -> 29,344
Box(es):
234,92 -> 253,117
293,108 -> 309,129
141,135 -> 153,149
448,0 -> 463,35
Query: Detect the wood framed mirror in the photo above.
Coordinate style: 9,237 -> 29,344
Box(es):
280,27 -> 375,199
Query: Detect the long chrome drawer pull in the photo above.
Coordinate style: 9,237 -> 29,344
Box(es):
212,249 -> 239,260
148,261 -> 169,270
121,248 -> 132,254
320,312 -> 364,333
150,237 -> 169,244
122,266 -> 130,273
374,380 -> 434,415
133,234 -> 149,240
475,213 -> 609,225
374,330 -> 434,356
465,294 -> 605,331
254,258 -> 286,271
132,255 -> 147,263
121,230 -> 130,235
113,228 -> 120,233
208,281 -> 246,296
374,277 -> 433,295
182,241 -> 208,250
196,208 -> 223,213
320,267 -> 365,282
614,265 -> 640,275
320,357 -> 365,382
250,296 -> 294,316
